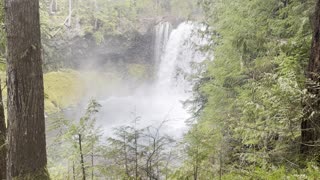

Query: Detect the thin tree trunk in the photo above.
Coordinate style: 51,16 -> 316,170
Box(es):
301,0 -> 320,156
0,80 -> 6,180
91,144 -> 94,180
193,147 -> 199,180
219,149 -> 222,180
4,0 -> 49,178
135,131 -> 138,180
124,134 -> 129,177
94,0 -> 98,30
134,117 -> 139,180
50,0 -> 53,14
67,161 -> 70,180
49,0 -> 57,14
55,0 -> 58,12
73,161 -> 76,180
68,0 -> 72,27
79,134 -> 86,180
164,151 -> 172,180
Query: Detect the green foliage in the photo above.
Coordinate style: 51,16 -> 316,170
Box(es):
101,119 -> 176,179
221,163 -> 320,180
39,0 -> 178,43
171,0 -> 199,19
38,0 -> 198,70
48,99 -> 102,179
178,0 -> 317,178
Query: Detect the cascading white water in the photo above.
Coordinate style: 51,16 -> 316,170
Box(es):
97,22 -> 207,137
156,22 -> 207,95
154,22 -> 171,64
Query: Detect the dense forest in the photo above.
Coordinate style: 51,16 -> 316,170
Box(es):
1,0 -> 320,179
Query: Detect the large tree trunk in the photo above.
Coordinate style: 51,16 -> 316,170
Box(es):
4,0 -> 49,178
0,80 -> 6,180
301,0 -> 320,156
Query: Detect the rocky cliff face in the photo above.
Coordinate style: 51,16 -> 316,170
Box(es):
55,29 -> 154,70
43,17 -> 183,77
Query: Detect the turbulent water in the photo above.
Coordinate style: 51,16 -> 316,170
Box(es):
154,22 -> 171,65
97,22 -> 207,137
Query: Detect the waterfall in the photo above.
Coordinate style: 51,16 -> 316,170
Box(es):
154,22 -> 171,65
97,22 -> 207,137
156,22 -> 207,96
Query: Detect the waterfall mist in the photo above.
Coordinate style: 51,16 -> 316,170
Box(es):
66,22 -> 207,138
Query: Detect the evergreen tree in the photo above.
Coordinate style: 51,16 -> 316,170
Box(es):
48,100 -> 102,179
176,0 -> 319,178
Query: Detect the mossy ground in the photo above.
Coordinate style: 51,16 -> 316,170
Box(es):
44,69 -> 84,113
127,63 -> 149,80
0,63 -> 150,116
44,69 -> 123,114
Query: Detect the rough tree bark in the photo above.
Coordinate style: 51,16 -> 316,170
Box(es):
4,0 -> 49,178
301,0 -> 320,156
0,80 -> 6,180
